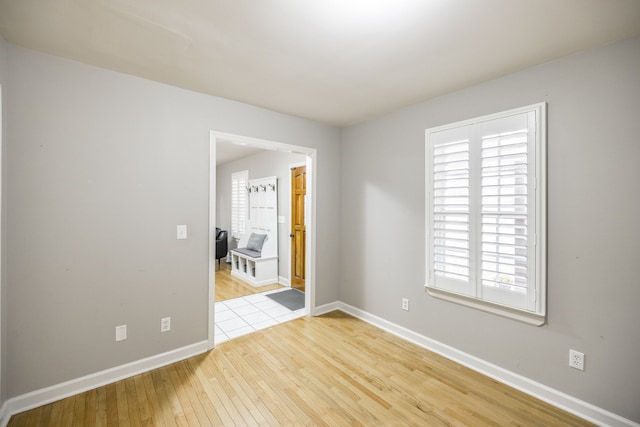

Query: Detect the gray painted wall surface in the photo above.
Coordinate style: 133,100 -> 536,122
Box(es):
339,35 -> 640,422
5,45 -> 340,397
3,30 -> 639,424
0,34 -> 9,406
216,150 -> 306,282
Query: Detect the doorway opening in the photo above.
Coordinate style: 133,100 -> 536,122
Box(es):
208,131 -> 317,349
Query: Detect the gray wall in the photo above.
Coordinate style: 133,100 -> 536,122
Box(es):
0,34 -> 9,406
3,29 -> 639,424
339,35 -> 640,422
216,150 -> 306,282
4,45 -> 340,398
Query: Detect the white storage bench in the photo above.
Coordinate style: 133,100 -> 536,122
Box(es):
230,248 -> 278,287
230,176 -> 279,287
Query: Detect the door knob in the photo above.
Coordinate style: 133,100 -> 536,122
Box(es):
290,234 -> 294,238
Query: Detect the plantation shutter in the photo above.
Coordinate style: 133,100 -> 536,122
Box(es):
231,171 -> 248,239
427,104 -> 545,322
479,112 -> 536,310
428,125 -> 474,296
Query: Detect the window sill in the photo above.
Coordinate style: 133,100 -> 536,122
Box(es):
424,285 -> 545,326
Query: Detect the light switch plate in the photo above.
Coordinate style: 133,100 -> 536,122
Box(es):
177,225 -> 187,239
115,325 -> 127,342
161,317 -> 171,332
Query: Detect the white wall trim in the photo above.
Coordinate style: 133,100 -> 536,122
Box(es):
278,276 -> 291,287
332,302 -> 638,427
0,84 -> 6,421
304,154 -> 316,316
209,131 -> 318,330
4,303 -> 636,426
0,340 -> 208,427
208,131 -> 225,350
313,301 -> 341,316
0,84 -> 4,421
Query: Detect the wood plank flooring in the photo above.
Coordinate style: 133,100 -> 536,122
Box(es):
215,261 -> 284,302
8,311 -> 594,426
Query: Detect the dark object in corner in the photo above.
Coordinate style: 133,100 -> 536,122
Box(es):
215,228 -> 228,267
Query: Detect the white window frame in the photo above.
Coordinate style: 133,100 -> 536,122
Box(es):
231,170 -> 249,239
425,103 -> 546,325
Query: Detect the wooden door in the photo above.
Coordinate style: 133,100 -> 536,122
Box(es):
290,166 -> 306,291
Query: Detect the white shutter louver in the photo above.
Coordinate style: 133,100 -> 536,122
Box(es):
433,139 -> 470,284
480,129 -> 529,295
231,171 -> 248,238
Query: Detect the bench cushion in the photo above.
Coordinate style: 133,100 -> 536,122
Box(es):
232,248 -> 262,259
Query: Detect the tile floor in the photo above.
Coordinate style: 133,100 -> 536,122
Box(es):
215,288 -> 305,344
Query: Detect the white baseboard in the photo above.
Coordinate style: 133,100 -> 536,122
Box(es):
278,276 -> 290,286
314,301 -> 341,316
3,305 -> 637,427
0,340 -> 208,427
331,302 -> 637,427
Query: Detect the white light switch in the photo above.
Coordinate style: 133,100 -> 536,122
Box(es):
161,317 -> 171,332
177,225 -> 187,239
278,216 -> 285,224
115,325 -> 127,342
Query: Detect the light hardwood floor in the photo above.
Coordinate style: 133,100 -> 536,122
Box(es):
215,260 -> 284,302
8,311 -> 593,426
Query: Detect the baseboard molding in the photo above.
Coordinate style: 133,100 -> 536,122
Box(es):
278,276 -> 290,286
2,307 -> 637,427
314,301 -> 341,316
0,340 -> 208,427
333,302 -> 637,427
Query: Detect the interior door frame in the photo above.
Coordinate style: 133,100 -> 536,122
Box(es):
0,85 -> 3,399
208,131 -> 317,350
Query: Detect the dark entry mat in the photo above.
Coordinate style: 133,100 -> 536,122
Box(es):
266,289 -> 305,311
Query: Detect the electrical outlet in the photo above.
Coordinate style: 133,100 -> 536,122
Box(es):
569,349 -> 584,371
161,317 -> 171,332
115,325 -> 127,342
402,298 -> 409,311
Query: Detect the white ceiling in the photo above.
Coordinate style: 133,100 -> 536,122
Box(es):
0,1 -> 639,127
216,141 -> 265,166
